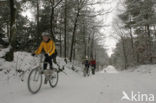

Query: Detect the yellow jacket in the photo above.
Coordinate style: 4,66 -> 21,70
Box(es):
35,39 -> 56,56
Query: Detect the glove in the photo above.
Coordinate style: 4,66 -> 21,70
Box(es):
31,53 -> 35,56
44,54 -> 49,58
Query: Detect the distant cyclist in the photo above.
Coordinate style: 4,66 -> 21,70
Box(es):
82,56 -> 90,76
90,58 -> 96,75
32,32 -> 57,71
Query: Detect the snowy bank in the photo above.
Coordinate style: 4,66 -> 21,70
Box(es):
132,65 -> 156,74
0,51 -> 83,81
0,46 -> 11,57
101,65 -> 119,74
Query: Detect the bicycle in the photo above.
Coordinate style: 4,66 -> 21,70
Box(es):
83,66 -> 90,77
27,54 -> 60,94
90,66 -> 95,75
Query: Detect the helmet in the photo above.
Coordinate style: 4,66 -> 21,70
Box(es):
86,56 -> 88,59
42,32 -> 50,36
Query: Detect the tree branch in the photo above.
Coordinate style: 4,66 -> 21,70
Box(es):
53,0 -> 63,8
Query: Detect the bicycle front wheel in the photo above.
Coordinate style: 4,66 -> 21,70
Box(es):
49,69 -> 59,88
27,68 -> 42,94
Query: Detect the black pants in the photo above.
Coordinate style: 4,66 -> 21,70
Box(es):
85,65 -> 89,74
43,52 -> 57,70
91,64 -> 96,75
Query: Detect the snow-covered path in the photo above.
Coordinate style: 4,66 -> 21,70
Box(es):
0,66 -> 156,103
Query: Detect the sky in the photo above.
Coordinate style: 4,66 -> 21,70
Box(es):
104,1 -> 119,57
94,0 -> 120,56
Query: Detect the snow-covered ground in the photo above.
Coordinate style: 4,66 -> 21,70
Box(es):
0,52 -> 156,103
101,65 -> 119,74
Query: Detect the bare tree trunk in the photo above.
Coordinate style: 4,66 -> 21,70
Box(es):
7,22 -> 10,38
59,29 -> 62,57
128,16 -> 135,62
147,24 -> 152,63
64,0 -> 67,58
73,47 -> 76,60
88,32 -> 91,58
129,27 -> 135,60
121,37 -> 128,69
69,9 -> 80,62
154,25 -> 156,37
36,0 -> 40,44
49,0 -> 63,41
84,40 -> 87,57
50,0 -> 56,41
90,33 -> 95,59
94,46 -> 97,60
5,0 -> 17,61
83,26 -> 87,57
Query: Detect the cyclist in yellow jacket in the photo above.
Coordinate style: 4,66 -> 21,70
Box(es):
32,32 -> 57,70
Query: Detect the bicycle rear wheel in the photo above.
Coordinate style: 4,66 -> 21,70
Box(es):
49,69 -> 59,88
87,68 -> 90,76
28,68 -> 42,94
83,67 -> 87,77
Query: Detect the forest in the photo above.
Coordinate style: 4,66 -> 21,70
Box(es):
1,0 -> 156,70
110,0 -> 156,70
0,0 -> 109,69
